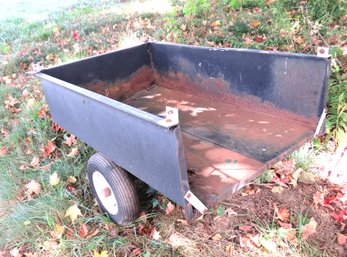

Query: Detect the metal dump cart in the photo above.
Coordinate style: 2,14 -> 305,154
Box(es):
36,42 -> 330,225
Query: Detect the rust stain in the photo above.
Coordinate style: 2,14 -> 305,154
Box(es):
124,86 -> 314,162
154,70 -> 317,127
182,133 -> 262,203
82,66 -> 154,101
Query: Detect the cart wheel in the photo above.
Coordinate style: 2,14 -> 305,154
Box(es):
87,153 -> 139,225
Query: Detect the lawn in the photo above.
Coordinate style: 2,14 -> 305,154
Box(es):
0,0 -> 346,256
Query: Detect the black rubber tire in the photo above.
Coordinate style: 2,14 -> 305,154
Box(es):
87,153 -> 139,225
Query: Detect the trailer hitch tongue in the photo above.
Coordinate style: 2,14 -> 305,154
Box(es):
184,190 -> 208,214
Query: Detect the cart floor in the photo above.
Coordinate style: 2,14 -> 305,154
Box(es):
124,86 -> 314,203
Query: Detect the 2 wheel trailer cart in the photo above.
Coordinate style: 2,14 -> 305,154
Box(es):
36,42 -> 330,225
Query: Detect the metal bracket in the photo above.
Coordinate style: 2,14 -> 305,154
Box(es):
314,108 -> 327,137
317,47 -> 330,58
157,106 -> 179,128
184,190 -> 208,214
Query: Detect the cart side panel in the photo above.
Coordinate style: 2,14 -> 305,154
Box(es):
150,42 -> 329,121
43,43 -> 150,85
38,75 -> 190,207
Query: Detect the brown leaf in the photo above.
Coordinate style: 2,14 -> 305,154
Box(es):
19,164 -> 29,170
38,106 -> 48,119
68,176 -> 77,184
67,148 -> 79,157
25,180 -> 41,198
277,208 -> 290,221
225,243 -> 233,254
63,135 -> 76,146
130,248 -> 141,255
78,223 -> 89,238
239,225 -> 252,232
337,234 -> 347,245
250,20 -> 261,27
331,209 -> 347,223
30,156 -> 40,168
211,233 -> 222,241
301,217 -> 317,240
0,147 -> 7,156
165,201 -> 175,215
40,140 -> 56,157
50,224 -> 65,239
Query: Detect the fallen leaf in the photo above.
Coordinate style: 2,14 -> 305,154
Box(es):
296,36 -> 303,44
30,156 -> 40,168
67,148 -> 79,157
130,248 -> 141,255
225,208 -> 238,216
50,172 -> 60,186
19,164 -> 29,170
65,204 -> 82,222
78,223 -> 89,238
165,201 -> 175,215
301,217 -> 317,240
10,248 -> 20,257
93,250 -> 108,257
337,234 -> 347,245
38,107 -> 48,118
72,31 -> 80,41
151,228 -> 161,240
22,89 -> 30,98
41,140 -> 56,157
63,135 -> 76,146
290,168 -> 302,187
272,176 -> 289,187
0,147 -> 7,156
52,122 -> 64,132
68,176 -> 77,184
260,238 -> 277,252
298,170 -> 316,184
25,180 -> 41,198
277,208 -> 290,221
225,243 -> 233,254
271,186 -> 284,194
331,209 -> 347,223
212,233 -> 222,241
239,225 -> 252,232
254,35 -> 264,43
50,224 -> 65,239
239,236 -> 256,249
250,234 -> 262,248
250,20 -> 261,27
5,96 -> 20,109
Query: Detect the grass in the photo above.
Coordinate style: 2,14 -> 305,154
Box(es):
0,0 -> 346,256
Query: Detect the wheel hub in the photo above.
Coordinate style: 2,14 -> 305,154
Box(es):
92,171 -> 118,215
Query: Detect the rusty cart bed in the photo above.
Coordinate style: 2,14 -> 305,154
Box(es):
36,42 -> 330,224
